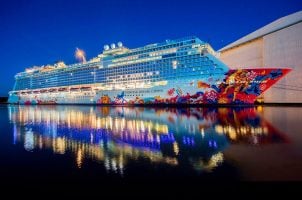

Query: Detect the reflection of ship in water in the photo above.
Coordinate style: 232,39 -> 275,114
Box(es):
8,105 -> 288,174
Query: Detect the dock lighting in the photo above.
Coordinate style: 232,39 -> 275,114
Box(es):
75,48 -> 86,63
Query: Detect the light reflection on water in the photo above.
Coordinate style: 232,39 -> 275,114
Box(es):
8,105 -> 288,175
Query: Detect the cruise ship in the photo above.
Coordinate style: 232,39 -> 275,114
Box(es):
8,36 -> 291,104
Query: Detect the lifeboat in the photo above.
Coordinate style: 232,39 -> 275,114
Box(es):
58,88 -> 67,92
48,88 -> 57,92
70,87 -> 80,92
81,86 -> 92,91
37,100 -> 57,105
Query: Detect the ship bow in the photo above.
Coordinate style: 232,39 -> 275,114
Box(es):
217,68 -> 291,104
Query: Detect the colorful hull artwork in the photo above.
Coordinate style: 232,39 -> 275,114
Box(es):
10,68 -> 291,105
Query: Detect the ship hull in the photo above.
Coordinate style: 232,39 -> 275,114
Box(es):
8,68 -> 291,105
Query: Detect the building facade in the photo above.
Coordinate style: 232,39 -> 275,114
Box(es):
219,11 -> 302,103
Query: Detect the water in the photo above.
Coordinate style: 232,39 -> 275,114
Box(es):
1,104 -> 302,187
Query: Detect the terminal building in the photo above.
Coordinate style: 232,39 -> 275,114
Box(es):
219,11 -> 302,103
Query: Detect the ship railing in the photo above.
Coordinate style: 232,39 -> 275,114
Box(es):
118,36 -> 199,58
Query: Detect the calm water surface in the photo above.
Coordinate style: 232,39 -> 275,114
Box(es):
0,105 -> 302,186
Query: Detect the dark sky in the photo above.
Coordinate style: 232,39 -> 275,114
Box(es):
0,0 -> 301,96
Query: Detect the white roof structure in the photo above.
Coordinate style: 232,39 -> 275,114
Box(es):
219,10 -> 302,52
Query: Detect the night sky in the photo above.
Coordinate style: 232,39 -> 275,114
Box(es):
0,0 -> 301,96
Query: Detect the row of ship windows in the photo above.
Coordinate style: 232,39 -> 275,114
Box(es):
16,69 -> 222,89
18,64 -> 218,84
17,78 -> 227,90
110,61 -> 211,73
58,66 -> 215,81
22,66 -> 97,77
20,66 -> 203,81
20,53 -> 207,79
93,52 -> 203,70
20,64 -> 215,83
20,73 -> 219,89
17,74 -> 207,88
15,69 -> 224,89
110,49 -> 199,67
22,76 -> 213,89
69,96 -> 93,99
114,44 -> 195,63
110,55 -> 206,68
99,90 -> 163,97
124,89 -> 163,94
115,40 -> 196,58
15,72 -> 223,90
109,62 -> 212,71
124,94 -> 147,97
18,68 -> 219,84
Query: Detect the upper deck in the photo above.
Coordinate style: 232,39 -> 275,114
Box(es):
11,36 -> 228,92
15,36 -> 216,79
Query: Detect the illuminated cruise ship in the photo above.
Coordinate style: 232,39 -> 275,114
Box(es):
8,36 -> 291,104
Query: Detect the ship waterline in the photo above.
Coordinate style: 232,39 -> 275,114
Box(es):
8,36 -> 291,104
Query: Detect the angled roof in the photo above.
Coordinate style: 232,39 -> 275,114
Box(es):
219,11 -> 302,52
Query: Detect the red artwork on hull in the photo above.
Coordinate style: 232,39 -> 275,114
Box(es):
154,68 -> 291,104
24,101 -> 31,105
216,68 -> 291,104
152,68 -> 291,105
